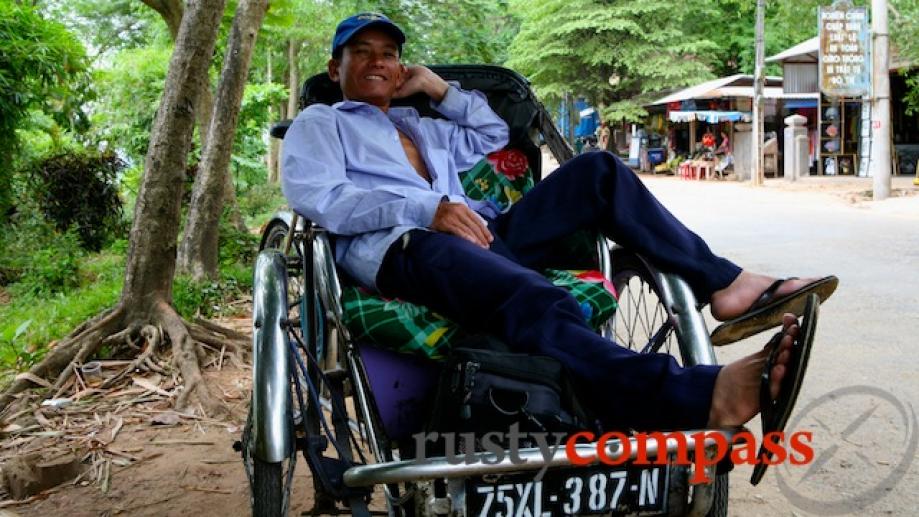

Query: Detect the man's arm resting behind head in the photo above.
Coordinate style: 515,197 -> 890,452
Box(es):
281,107 -> 444,234
428,85 -> 509,172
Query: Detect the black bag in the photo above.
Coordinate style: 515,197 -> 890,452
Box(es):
428,344 -> 591,438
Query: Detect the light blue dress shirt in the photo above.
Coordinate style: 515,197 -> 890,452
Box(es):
281,85 -> 510,290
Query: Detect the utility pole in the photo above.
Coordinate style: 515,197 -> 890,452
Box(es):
751,0 -> 766,186
870,0 -> 892,200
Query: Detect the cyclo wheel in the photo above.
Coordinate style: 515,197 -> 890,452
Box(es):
609,248 -> 728,517
252,457 -> 283,517
242,252 -> 298,517
242,222 -> 313,516
256,219 -> 348,515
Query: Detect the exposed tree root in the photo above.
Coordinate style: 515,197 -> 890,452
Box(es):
99,325 -> 162,389
0,301 -> 249,419
157,301 -> 231,418
194,317 -> 248,341
0,307 -> 124,411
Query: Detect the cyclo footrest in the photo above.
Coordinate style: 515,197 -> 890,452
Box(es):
303,435 -> 372,501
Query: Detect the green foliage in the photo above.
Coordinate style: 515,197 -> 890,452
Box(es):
0,250 -> 123,370
0,204 -> 72,284
9,232 -> 83,298
507,0 -> 716,122
173,263 -> 252,319
892,0 -> 919,113
903,72 -> 919,116
44,0 -> 169,57
91,45 -> 172,165
231,82 -> 289,190
24,147 -> 126,251
1,225 -> 84,298
0,1 -> 90,221
171,205 -> 259,320
371,0 -> 519,64
684,0 -> 874,77
239,183 -> 287,228
218,216 -> 260,269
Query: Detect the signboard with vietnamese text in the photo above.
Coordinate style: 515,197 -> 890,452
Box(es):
819,3 -> 870,97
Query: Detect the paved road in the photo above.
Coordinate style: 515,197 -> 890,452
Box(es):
638,175 -> 919,516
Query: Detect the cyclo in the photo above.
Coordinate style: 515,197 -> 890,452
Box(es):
239,65 -> 815,517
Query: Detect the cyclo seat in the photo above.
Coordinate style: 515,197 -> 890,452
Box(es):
281,66 -> 617,442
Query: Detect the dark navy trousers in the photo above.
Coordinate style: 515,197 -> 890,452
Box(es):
376,152 -> 742,430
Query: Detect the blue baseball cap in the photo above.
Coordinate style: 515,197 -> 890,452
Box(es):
331,13 -> 405,57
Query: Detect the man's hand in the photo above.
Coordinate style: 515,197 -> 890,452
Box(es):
431,201 -> 493,248
395,65 -> 450,103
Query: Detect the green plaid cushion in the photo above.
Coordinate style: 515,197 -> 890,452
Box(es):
341,269 -> 617,360
340,150 -> 618,360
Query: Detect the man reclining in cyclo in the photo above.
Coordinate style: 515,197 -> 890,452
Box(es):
281,13 -> 838,473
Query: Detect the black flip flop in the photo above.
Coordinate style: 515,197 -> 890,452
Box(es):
711,275 -> 836,346
750,293 -> 819,485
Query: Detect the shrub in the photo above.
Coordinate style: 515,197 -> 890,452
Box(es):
238,183 -> 286,219
0,204 -> 74,286
25,147 -> 126,251
0,249 -> 123,370
219,221 -> 260,268
9,230 -> 83,297
173,263 -> 251,320
0,2 -> 90,222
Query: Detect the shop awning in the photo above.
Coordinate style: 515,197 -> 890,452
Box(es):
668,111 -> 697,123
650,74 -> 783,106
668,110 -> 751,123
783,99 -> 818,109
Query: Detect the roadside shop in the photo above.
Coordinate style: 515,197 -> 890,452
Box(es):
644,75 -> 786,178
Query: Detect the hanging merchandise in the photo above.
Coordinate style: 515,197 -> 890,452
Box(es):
825,124 -> 839,137
824,106 -> 839,120
823,139 -> 840,152
838,157 -> 853,175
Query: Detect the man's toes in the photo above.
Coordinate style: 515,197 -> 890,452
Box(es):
770,363 -> 787,399
778,277 -> 818,296
775,347 -> 791,367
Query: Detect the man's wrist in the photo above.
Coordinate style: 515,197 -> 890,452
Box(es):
426,74 -> 449,103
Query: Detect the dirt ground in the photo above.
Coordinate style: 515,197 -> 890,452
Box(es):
1,172 -> 917,516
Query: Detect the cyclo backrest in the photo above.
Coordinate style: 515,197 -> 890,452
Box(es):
298,64 -> 565,181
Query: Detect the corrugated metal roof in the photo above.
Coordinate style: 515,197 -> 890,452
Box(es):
716,86 -> 785,98
767,36 -> 915,70
766,37 -> 819,63
649,75 -> 783,105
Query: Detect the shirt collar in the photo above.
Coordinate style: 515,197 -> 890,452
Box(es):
333,100 -> 377,112
332,100 -> 419,121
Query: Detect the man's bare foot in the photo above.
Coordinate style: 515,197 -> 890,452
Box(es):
707,314 -> 799,428
710,271 -> 821,321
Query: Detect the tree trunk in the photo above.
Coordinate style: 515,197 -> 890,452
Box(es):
268,137 -> 280,183
124,0 -> 224,305
177,0 -> 270,281
287,38 -> 299,119
140,0 -> 216,150
266,50 -> 280,183
140,0 -> 183,39
273,39 -> 300,185
0,0 -> 251,416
